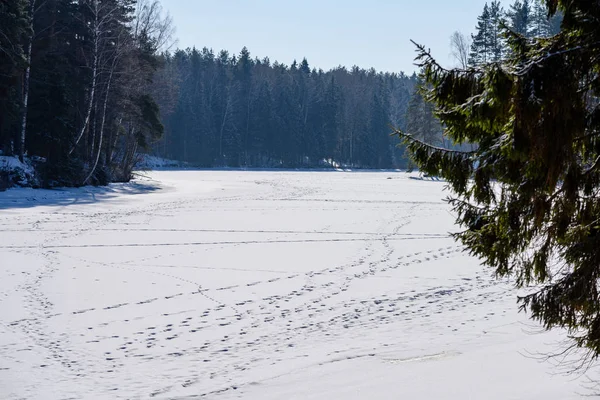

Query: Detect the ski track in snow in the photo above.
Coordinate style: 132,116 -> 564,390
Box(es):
0,171 -> 587,399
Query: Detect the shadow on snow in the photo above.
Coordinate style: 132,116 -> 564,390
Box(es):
0,180 -> 162,210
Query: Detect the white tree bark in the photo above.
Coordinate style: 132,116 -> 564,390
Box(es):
69,0 -> 100,156
219,92 -> 231,164
19,0 -> 36,162
84,60 -> 115,185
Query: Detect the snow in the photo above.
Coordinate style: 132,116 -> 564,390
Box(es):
0,156 -> 30,172
0,155 -> 36,188
0,170 -> 590,399
136,154 -> 190,170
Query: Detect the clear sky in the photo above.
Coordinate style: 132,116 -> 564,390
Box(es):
160,0 -> 511,74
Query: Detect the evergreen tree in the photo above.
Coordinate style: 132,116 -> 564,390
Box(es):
405,79 -> 442,146
367,78 -> 392,168
236,46 -> 253,165
470,2 -> 505,65
548,10 -> 563,35
320,76 -> 341,163
250,80 -> 274,165
507,0 -> 531,36
487,1 -> 504,62
398,0 -> 600,362
469,4 -> 491,65
299,58 -> 310,74
530,0 -> 551,37
0,0 -> 28,156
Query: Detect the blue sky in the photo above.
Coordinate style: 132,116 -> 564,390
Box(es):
160,0 -> 511,74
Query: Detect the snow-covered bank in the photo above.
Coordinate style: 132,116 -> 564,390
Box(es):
0,153 -> 187,191
0,155 -> 37,190
0,178 -> 163,210
0,170 -> 589,399
135,154 -> 191,170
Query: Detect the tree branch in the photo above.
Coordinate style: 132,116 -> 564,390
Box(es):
393,128 -> 477,156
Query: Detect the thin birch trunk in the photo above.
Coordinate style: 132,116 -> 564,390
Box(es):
84,63 -> 114,184
19,0 -> 36,162
69,0 -> 99,155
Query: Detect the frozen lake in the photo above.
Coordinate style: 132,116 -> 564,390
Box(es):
0,170 -> 585,399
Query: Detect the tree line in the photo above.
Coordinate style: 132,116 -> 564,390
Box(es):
0,0 -> 171,186
152,49 -> 416,168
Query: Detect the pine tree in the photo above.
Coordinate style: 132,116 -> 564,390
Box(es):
368,78 -> 392,168
469,3 -> 491,66
236,46 -> 253,165
487,1 -> 504,62
530,1 -> 551,37
507,0 -> 531,36
299,58 -> 310,75
470,2 -> 505,65
321,75 -> 340,162
250,80 -> 274,165
398,0 -> 600,363
548,10 -> 562,35
405,79 -> 442,146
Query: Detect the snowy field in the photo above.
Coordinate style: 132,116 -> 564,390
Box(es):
0,170 -> 590,399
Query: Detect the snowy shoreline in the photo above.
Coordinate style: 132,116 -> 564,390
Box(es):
1,153 -> 413,193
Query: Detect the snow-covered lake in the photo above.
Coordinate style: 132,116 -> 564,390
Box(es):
0,171 -> 585,399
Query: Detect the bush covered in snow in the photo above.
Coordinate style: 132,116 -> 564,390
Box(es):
135,154 -> 190,170
0,156 -> 38,190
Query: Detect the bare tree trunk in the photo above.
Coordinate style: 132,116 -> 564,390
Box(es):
219,92 -> 231,165
19,0 -> 36,163
245,90 -> 251,165
90,97 -> 98,160
106,117 -> 121,168
350,126 -> 354,167
301,87 -> 310,165
84,64 -> 114,185
69,0 -> 99,156
120,129 -> 138,180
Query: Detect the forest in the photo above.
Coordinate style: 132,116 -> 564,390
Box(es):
0,0 -> 170,186
0,0 -> 562,185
